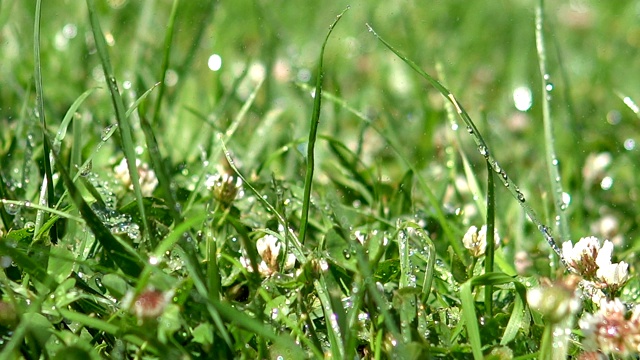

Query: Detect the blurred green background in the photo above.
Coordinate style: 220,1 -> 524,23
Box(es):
1,0 -> 639,266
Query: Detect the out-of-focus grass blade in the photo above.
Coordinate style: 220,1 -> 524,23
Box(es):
33,0 -> 57,245
45,135 -> 144,277
0,240 -> 57,289
53,88 -> 97,151
536,0 -> 569,244
125,82 -> 161,119
86,0 -> 150,243
151,0 -> 180,126
299,7 -> 349,245
314,277 -> 345,358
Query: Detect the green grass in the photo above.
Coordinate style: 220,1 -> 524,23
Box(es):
1,1 -> 640,359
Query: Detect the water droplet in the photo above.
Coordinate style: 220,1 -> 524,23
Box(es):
467,126 -> 474,134
516,191 -> 525,203
477,145 -> 488,157
4,202 -> 20,215
101,124 -> 118,141
545,83 -> 554,92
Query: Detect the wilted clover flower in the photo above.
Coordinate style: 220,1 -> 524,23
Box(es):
114,158 -> 158,196
579,299 -> 640,356
527,275 -> 582,324
205,173 -> 243,207
122,287 -> 174,321
240,234 -> 296,277
462,225 -> 500,257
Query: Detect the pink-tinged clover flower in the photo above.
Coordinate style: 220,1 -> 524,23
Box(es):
122,287 -> 174,321
579,299 -> 640,356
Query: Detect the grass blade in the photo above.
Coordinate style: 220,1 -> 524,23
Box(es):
299,7 -> 349,245
536,0 -> 569,245
45,135 -> 144,277
33,0 -> 57,245
86,0 -> 150,244
366,24 -> 568,267
151,0 -> 180,126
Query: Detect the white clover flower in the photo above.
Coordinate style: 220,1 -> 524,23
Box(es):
205,173 -> 244,207
527,275 -> 582,324
579,299 -> 640,356
241,235 -> 296,277
596,261 -> 630,294
563,237 -> 631,296
114,158 -> 158,197
462,225 -> 500,257
562,236 -> 600,277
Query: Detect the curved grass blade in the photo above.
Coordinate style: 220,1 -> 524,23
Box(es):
536,0 -> 569,244
86,0 -> 150,244
366,24 -> 568,267
299,7 -> 349,245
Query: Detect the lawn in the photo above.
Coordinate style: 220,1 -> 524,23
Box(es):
1,1 -> 639,359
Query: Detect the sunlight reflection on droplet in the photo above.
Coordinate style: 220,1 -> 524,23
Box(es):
208,54 -> 222,71
600,176 -> 613,190
513,86 -> 533,111
624,138 -> 635,150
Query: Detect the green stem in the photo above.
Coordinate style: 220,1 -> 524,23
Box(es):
484,162 -> 495,316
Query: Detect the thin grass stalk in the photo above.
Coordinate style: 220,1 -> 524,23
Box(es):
536,0 -> 570,245
299,8 -> 348,245
86,0 -> 151,243
151,0 -> 180,126
33,0 -> 57,245
484,163 -> 495,316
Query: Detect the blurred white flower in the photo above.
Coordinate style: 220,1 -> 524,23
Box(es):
462,225 -> 499,257
527,275 -> 582,324
114,158 -> 158,196
206,173 -> 243,207
596,261 -> 630,294
579,299 -> 640,356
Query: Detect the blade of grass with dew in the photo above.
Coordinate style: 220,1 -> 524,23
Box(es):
314,276 -> 345,359
366,24 -> 569,268
45,135 -> 145,277
125,82 -> 161,119
0,175 -> 15,228
296,81 -> 467,262
151,0 -> 179,126
484,164 -> 496,316
86,0 -> 150,244
536,0 -> 569,244
33,0 -> 58,245
437,63 -> 487,220
617,92 -> 640,118
299,7 -> 349,245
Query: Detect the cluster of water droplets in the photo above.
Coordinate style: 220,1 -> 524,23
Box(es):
91,203 -> 140,241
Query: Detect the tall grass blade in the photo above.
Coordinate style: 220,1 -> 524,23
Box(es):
86,0 -> 150,243
33,0 -> 57,245
299,7 -> 349,245
536,0 -> 569,244
366,24 -> 568,267
151,0 -> 180,126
